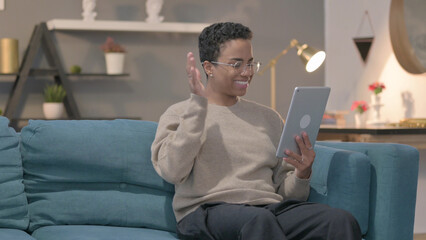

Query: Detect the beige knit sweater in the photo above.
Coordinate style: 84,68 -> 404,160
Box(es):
151,94 -> 310,221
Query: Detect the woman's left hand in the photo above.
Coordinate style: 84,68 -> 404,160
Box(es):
283,132 -> 315,179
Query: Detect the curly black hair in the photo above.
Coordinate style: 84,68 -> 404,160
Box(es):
198,22 -> 253,63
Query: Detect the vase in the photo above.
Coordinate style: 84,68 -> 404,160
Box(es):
367,93 -> 386,126
43,102 -> 64,119
0,38 -> 19,74
354,113 -> 366,127
371,94 -> 381,105
105,52 -> 125,74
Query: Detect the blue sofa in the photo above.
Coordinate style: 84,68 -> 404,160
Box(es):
0,116 -> 419,240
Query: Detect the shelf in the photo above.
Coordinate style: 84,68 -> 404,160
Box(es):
47,19 -> 209,33
0,73 -> 18,76
1,69 -> 129,81
320,125 -> 426,135
67,73 -> 129,78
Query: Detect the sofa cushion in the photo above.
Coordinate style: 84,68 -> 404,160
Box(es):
32,225 -> 178,240
309,144 -> 370,235
0,116 -> 29,230
20,119 -> 175,233
0,229 -> 35,240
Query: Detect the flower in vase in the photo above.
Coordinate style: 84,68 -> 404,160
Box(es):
351,100 -> 369,114
368,82 -> 386,95
100,37 -> 126,53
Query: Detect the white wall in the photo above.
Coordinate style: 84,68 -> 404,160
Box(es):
325,0 -> 426,234
325,0 -> 426,122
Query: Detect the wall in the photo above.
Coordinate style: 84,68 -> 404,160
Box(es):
325,0 -> 426,234
0,0 -> 325,122
325,0 -> 426,122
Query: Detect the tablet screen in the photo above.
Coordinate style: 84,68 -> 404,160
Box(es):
276,86 -> 330,158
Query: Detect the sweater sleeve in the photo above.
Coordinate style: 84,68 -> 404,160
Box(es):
275,163 -> 310,201
151,94 -> 208,184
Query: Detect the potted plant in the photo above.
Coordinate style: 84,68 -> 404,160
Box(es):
368,82 -> 386,104
100,37 -> 126,74
43,84 -> 66,119
368,82 -> 386,125
351,100 -> 369,127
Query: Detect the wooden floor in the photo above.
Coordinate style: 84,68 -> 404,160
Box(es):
414,233 -> 426,240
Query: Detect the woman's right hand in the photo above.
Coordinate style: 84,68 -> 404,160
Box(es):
186,52 -> 206,97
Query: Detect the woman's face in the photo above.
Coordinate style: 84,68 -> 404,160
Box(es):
206,39 -> 254,104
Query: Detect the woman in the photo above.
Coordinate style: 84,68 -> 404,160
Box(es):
151,22 -> 361,240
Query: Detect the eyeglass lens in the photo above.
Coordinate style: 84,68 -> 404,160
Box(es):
238,62 -> 260,73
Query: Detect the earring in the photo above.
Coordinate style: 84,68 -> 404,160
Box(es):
209,73 -> 213,77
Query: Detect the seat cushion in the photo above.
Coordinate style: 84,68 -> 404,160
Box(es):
20,119 -> 175,233
0,116 -> 29,230
31,225 -> 178,240
0,229 -> 35,240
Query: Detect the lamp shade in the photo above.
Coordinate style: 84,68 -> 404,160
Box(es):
296,44 -> 326,72
257,38 -> 326,110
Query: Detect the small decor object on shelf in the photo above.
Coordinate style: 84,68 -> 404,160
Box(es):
351,100 -> 369,127
101,37 -> 126,75
145,0 -> 164,23
368,82 -> 386,126
369,82 -> 386,95
0,38 -> 19,73
82,0 -> 97,21
70,65 -> 82,74
43,84 -> 66,119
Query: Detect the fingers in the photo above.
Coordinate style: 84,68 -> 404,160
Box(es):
301,132 -> 314,150
283,156 -> 303,168
186,52 -> 196,83
186,52 -> 205,96
283,149 -> 313,179
283,132 -> 315,179
296,132 -> 313,153
283,149 -> 304,166
186,52 -> 195,75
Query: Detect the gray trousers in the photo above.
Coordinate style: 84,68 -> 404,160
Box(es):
177,200 -> 362,240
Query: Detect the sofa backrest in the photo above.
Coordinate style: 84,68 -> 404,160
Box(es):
0,116 -> 29,230
20,119 -> 176,233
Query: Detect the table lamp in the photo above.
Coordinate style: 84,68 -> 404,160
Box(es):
258,39 -> 326,109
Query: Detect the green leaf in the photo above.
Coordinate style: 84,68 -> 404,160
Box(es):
44,84 -> 66,103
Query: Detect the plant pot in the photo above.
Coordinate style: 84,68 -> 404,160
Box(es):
105,52 -> 125,74
354,112 -> 367,127
43,102 -> 64,119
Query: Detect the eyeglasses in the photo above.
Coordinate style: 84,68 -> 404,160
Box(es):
211,61 -> 261,73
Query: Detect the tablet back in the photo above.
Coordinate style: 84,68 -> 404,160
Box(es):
276,86 -> 330,158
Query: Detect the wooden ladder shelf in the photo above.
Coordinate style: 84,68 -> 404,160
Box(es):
4,22 -> 81,123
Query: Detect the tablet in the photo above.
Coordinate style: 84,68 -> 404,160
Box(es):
276,86 -> 330,158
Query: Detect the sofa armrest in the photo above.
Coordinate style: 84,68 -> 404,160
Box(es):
308,144 -> 370,235
317,141 -> 419,240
